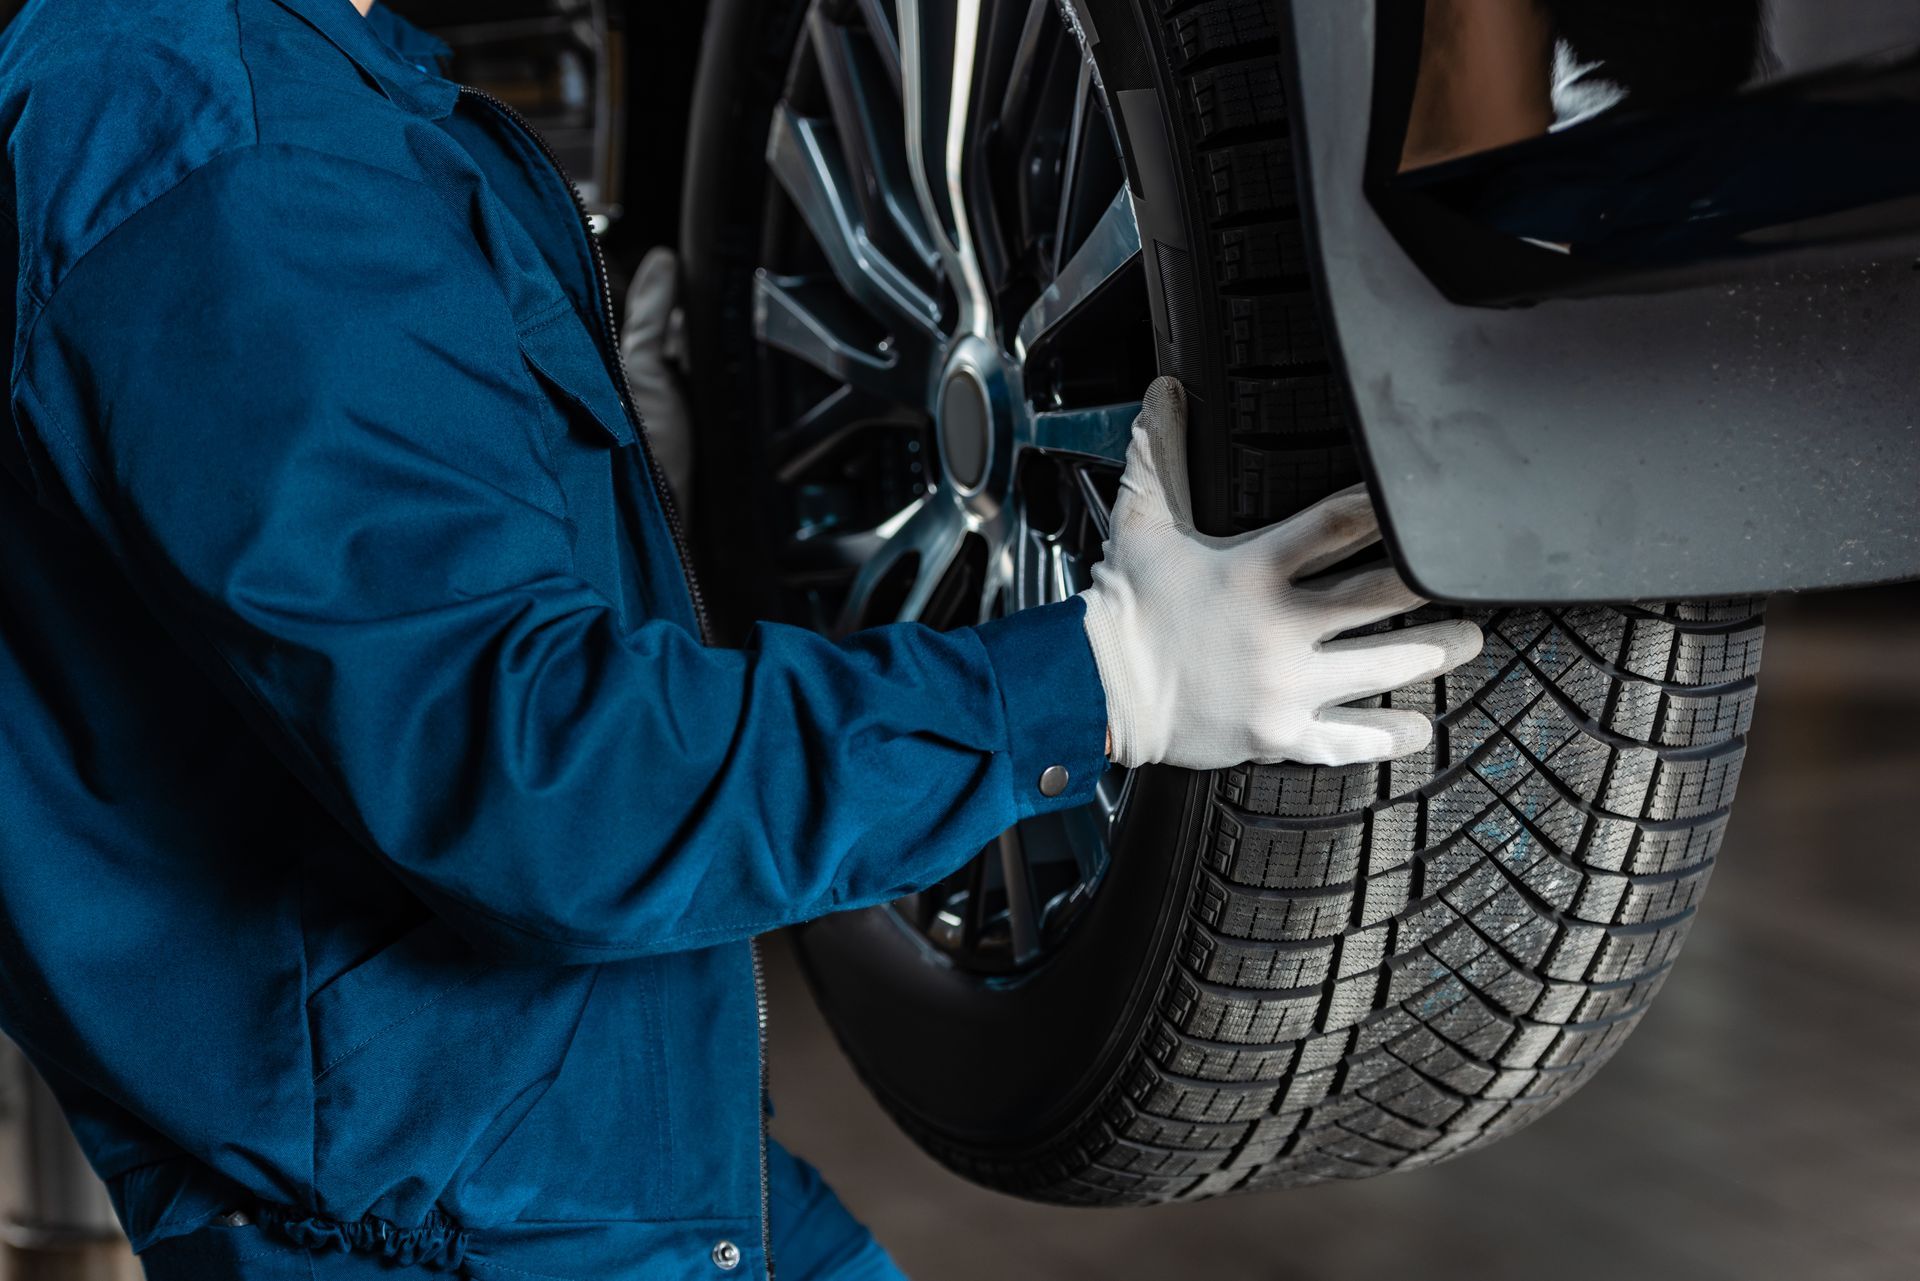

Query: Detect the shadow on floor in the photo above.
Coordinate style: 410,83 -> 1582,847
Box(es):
767,589 -> 1920,1281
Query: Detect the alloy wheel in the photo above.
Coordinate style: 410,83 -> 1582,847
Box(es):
753,0 -> 1150,973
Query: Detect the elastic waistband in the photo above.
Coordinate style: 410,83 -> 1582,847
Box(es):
140,1218 -> 402,1281
255,1203 -> 467,1269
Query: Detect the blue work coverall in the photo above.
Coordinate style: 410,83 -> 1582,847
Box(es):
0,1 -> 1110,1277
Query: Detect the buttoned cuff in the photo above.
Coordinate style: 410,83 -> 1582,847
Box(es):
974,597 -> 1110,821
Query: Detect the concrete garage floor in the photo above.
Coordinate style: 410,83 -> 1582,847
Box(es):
767,589 -> 1920,1281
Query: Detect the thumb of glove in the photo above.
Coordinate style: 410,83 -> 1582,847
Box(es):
622,246 -> 679,359
621,246 -> 696,516
1114,376 -> 1194,535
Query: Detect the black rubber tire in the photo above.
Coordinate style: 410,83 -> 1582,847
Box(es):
682,0 -> 1767,1203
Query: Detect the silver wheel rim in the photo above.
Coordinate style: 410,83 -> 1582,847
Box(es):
756,0 -> 1149,973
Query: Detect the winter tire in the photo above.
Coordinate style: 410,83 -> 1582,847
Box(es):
681,0 -> 1765,1204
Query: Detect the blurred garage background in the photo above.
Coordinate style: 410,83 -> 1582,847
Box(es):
1,1 -> 1917,1278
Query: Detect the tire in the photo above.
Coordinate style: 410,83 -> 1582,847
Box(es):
682,0 -> 1767,1204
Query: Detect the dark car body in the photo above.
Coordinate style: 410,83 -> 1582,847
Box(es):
0,0 -> 1896,608
1297,0 -> 1920,602
411,0 -> 1920,604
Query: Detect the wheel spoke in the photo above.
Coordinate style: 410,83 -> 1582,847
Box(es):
963,839 -> 992,945
892,503 -> 969,625
770,385 -> 913,484
997,0 -> 1057,142
1093,765 -> 1131,828
976,529 -> 1012,625
768,105 -> 941,336
1015,185 -> 1140,361
832,493 -> 966,634
995,829 -> 1043,965
1027,400 -> 1138,463
1051,56 -> 1095,277
1046,540 -> 1077,604
812,11 -> 944,276
853,0 -> 903,95
1074,465 -> 1113,542
780,524 -> 889,577
897,0 -> 955,252
1011,493 -> 1095,609
753,269 -> 921,402
898,0 -> 993,338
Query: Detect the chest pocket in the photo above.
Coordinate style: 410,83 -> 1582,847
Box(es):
514,303 -> 701,636
517,306 -> 634,449
515,306 -> 641,611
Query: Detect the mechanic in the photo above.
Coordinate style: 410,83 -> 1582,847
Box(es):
0,2 -> 1480,1279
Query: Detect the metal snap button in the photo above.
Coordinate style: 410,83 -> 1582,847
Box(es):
1039,764 -> 1070,797
712,1240 -> 742,1271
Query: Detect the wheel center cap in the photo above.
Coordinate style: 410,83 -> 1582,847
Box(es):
938,364 -> 993,492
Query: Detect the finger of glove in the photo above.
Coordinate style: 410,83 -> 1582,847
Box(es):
1300,706 -> 1435,765
1312,618 -> 1483,703
1259,484 -> 1382,579
622,246 -> 680,355
1294,564 -> 1427,638
1113,377 -> 1192,533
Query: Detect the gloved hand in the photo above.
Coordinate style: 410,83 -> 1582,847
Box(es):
621,246 -> 696,518
1081,377 -> 1482,770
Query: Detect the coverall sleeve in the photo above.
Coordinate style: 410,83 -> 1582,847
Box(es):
18,144 -> 1110,963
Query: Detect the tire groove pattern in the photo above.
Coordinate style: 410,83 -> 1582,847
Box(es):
891,0 -> 1767,1204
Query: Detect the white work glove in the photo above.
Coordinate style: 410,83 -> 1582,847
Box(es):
1081,377 -> 1482,770
621,246 -> 696,519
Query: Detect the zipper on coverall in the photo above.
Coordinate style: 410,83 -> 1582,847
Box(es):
457,86 -> 774,1281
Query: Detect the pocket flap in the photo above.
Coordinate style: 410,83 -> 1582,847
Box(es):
517,309 -> 636,447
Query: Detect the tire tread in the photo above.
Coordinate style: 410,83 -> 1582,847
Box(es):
800,0 -> 1765,1207
903,10 -> 1766,1190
